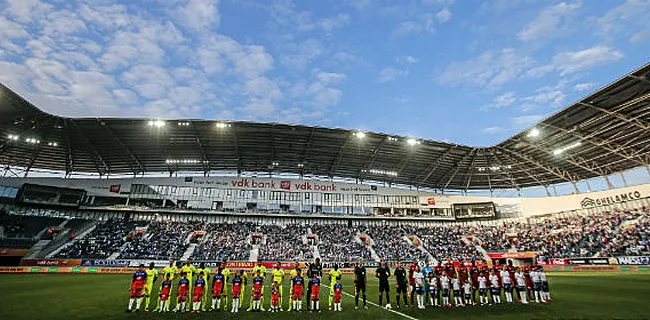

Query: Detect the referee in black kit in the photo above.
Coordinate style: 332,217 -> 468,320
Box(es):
376,259 -> 391,309
306,257 -> 322,304
354,259 -> 368,309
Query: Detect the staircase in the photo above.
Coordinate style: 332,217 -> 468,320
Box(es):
24,240 -> 51,259
181,244 -> 197,261
463,235 -> 490,261
249,245 -> 260,262
46,223 -> 98,258
356,234 -> 380,262
406,235 -> 436,264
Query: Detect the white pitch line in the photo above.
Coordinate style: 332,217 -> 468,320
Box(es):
322,284 -> 419,320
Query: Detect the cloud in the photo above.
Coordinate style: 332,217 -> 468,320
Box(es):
517,1 -> 581,42
511,114 -> 545,128
175,0 -> 220,32
494,92 -> 517,107
482,126 -> 506,134
435,8 -> 452,23
551,46 -> 623,75
574,82 -> 595,91
396,55 -> 418,64
378,67 -> 408,83
281,39 -> 324,70
318,13 -> 351,32
523,88 -> 566,108
437,48 -> 534,87
597,0 -> 650,43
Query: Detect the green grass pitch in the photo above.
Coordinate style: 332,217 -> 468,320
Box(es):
0,272 -> 649,320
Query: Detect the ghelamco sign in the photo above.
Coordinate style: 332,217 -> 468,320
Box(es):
580,191 -> 642,208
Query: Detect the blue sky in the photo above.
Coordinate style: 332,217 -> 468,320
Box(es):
1,0 -> 649,147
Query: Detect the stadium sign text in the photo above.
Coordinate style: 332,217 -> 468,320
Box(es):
580,191 -> 642,208
615,256 -> 650,265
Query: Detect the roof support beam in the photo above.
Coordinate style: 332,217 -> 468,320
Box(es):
498,151 -> 550,195
24,144 -> 43,177
191,123 -> 209,173
435,148 -> 475,191
359,136 -> 387,178
578,93 -> 650,131
464,149 -> 479,191
69,120 -> 109,175
97,120 -> 144,175
328,135 -> 351,176
414,145 -> 458,186
538,123 -> 649,167
491,149 -> 520,190
496,146 -> 574,183
64,119 -> 74,176
519,141 -> 607,177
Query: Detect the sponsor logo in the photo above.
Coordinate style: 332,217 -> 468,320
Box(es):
427,197 -> 436,205
280,180 -> 291,191
616,256 -> 650,265
82,260 -> 130,267
294,182 -> 337,192
580,191 -> 642,208
109,185 -> 121,193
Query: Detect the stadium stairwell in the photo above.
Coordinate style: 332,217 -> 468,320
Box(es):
249,245 -> 260,261
462,236 -> 490,261
406,235 -> 436,264
24,240 -> 51,259
360,234 -> 381,262
46,223 -> 98,258
181,244 -> 198,261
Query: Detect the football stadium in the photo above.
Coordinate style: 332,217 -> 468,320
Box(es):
2,1 -> 650,320
1,62 -> 650,319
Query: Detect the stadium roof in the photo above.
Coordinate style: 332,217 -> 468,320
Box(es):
1,63 -> 650,192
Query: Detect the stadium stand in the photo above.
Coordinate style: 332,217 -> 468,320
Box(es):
257,224 -> 314,261
191,223 -> 253,261
55,219 -> 145,259
368,225 -> 429,261
118,221 -> 205,260
311,224 -> 372,262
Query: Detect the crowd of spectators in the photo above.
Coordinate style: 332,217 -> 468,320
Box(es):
56,219 -> 142,259
368,225 -> 429,261
417,225 -> 484,261
311,224 -> 371,262
118,221 -> 205,260
257,224 -> 314,261
191,223 -> 253,261
8,205 -> 650,262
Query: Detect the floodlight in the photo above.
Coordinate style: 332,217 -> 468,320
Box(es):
406,138 -> 419,146
527,128 -> 540,138
148,120 -> 165,128
354,131 -> 366,139
215,122 -> 230,128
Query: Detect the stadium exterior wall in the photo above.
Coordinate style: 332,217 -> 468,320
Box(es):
1,177 -> 649,217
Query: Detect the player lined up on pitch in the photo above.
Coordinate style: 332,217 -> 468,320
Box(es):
126,257 -> 552,313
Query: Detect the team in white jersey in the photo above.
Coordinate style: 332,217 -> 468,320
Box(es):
500,269 -> 514,303
488,271 -> 502,304
440,274 -> 451,307
401,261 -> 550,310
413,267 -> 426,309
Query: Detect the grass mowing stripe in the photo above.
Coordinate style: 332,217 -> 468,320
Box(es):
322,283 -> 419,320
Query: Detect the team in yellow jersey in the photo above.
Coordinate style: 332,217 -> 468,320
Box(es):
128,259 -> 348,313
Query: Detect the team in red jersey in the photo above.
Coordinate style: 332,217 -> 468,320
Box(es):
127,264 -> 148,312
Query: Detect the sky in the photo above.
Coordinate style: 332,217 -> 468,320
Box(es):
1,0 -> 649,147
